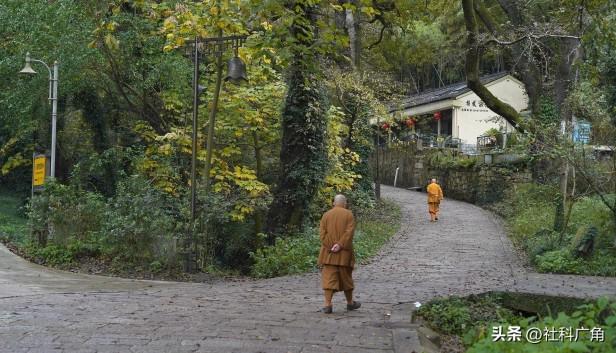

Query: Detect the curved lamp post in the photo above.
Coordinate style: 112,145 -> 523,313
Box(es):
19,52 -> 59,178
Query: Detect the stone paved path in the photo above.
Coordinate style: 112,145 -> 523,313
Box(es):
1,185 -> 615,353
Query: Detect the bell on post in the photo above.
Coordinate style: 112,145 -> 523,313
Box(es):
225,56 -> 248,84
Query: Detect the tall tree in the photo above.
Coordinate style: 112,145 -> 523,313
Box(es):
266,0 -> 329,238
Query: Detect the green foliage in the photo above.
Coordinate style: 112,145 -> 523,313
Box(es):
26,239 -> 103,266
27,181 -> 105,246
101,175 -> 179,265
571,225 -> 598,258
251,201 -> 401,278
426,149 -> 477,170
467,298 -> 616,353
535,249 -> 583,273
250,230 -> 320,278
266,59 -> 330,235
24,176 -> 181,268
0,193 -> 28,244
418,297 -> 472,335
503,183 -> 616,276
352,201 -> 401,261
30,244 -> 74,266
535,96 -> 559,126
418,294 -> 519,337
326,71 -> 382,195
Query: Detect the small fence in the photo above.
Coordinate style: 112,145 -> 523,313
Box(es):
392,133 -> 461,149
477,132 -> 521,152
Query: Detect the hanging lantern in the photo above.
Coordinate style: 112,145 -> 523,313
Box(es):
433,111 -> 442,121
405,117 -> 416,127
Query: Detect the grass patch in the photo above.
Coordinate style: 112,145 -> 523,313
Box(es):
418,294 -> 616,353
500,183 -> 616,277
0,193 -> 28,244
250,200 -> 401,278
417,293 -> 521,336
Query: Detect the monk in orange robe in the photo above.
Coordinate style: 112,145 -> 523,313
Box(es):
427,178 -> 444,222
317,194 -> 361,314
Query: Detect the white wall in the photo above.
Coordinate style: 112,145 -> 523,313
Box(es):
454,77 -> 528,145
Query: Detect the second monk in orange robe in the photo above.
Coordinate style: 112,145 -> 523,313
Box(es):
427,178 -> 444,222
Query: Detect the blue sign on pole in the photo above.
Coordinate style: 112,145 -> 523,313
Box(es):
573,120 -> 591,144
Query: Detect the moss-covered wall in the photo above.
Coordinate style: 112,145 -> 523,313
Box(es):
372,146 -> 531,205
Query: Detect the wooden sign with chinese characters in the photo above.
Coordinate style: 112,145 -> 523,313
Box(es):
32,154 -> 46,187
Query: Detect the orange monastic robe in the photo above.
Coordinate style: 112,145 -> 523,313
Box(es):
427,182 -> 444,215
318,206 -> 355,291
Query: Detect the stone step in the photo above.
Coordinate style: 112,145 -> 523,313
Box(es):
393,328 -> 423,353
417,326 -> 441,353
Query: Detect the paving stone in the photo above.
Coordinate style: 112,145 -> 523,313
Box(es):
1,185 -> 615,352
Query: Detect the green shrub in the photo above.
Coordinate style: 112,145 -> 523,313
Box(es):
353,201 -> 401,261
502,184 -> 616,276
467,298 -> 616,353
526,229 -> 560,263
101,175 -> 180,265
67,239 -> 103,259
250,230 -> 320,278
0,193 -> 28,244
418,297 -> 472,335
505,184 -> 558,242
149,260 -> 164,273
426,150 -> 477,170
418,294 -> 519,337
27,181 -> 105,246
251,200 -> 401,278
571,225 -> 598,258
31,244 -> 73,266
568,195 -> 615,249
535,249 -> 583,273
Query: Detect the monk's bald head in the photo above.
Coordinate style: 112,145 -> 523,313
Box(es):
431,178 -> 437,183
333,194 -> 347,207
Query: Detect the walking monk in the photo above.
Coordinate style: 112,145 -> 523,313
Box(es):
427,178 -> 444,222
318,194 -> 361,314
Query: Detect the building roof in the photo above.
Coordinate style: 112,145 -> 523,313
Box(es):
389,72 -> 510,112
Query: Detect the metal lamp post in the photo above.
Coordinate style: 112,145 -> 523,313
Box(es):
20,52 -> 59,178
185,34 -> 247,272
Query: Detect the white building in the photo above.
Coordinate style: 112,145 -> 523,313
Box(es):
389,72 -> 529,151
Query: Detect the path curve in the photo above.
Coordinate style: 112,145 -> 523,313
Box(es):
1,185 -> 615,353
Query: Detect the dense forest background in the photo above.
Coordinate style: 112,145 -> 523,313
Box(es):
0,0 -> 614,276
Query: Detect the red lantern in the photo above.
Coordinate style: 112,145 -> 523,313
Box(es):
405,117 -> 416,127
381,122 -> 390,130
433,111 -> 442,121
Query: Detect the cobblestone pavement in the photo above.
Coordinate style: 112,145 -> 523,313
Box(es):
1,185 -> 615,353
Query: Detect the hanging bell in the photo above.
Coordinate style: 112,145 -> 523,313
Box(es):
224,56 -> 248,84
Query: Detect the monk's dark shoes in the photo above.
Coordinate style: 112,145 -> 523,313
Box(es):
321,306 -> 333,314
347,301 -> 361,311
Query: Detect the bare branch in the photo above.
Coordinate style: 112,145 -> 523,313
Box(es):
484,33 -> 581,47
367,24 -> 387,49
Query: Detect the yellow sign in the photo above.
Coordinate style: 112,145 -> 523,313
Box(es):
33,155 -> 46,186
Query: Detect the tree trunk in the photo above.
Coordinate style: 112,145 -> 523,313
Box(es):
554,37 -> 582,231
253,132 -> 264,234
266,1 -> 329,240
345,2 -> 361,69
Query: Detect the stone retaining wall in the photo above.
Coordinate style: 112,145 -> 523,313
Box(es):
373,145 -> 531,205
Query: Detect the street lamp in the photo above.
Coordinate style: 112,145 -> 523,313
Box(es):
185,34 -> 247,272
19,52 -> 59,178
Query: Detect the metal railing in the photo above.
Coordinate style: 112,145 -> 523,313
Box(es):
477,132 -> 520,152
397,133 -> 461,149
